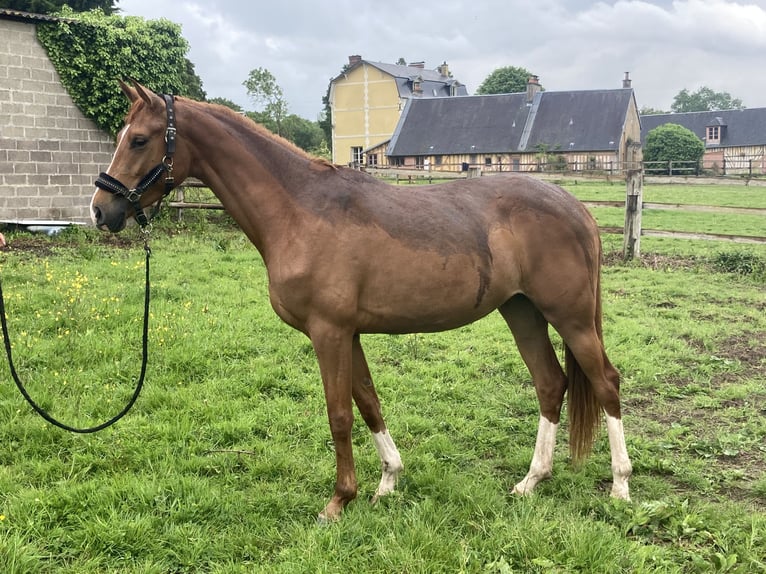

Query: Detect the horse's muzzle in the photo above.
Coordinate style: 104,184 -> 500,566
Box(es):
91,200 -> 128,233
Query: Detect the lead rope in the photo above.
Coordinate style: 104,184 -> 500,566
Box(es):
0,231 -> 152,433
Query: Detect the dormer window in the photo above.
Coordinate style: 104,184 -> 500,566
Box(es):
706,117 -> 725,145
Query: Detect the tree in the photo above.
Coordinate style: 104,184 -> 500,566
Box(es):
671,86 -> 744,112
209,97 -> 243,113
0,0 -> 116,13
282,115 -> 327,155
36,7 -> 196,135
180,57 -> 206,101
639,105 -> 669,115
476,65 -> 539,95
643,123 -> 704,175
243,67 -> 288,135
246,110 -> 327,156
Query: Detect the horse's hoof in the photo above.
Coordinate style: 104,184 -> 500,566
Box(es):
511,484 -> 534,497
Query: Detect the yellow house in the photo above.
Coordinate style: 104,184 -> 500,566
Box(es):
328,55 -> 467,165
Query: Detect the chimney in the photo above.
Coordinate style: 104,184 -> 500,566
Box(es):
526,75 -> 541,103
409,61 -> 425,69
622,72 -> 632,88
437,61 -> 450,77
348,55 -> 362,66
412,75 -> 423,95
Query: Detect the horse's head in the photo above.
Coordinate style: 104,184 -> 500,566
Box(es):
91,80 -> 181,232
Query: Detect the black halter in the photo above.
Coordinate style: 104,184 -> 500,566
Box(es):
95,93 -> 177,227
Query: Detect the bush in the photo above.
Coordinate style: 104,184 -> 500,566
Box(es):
644,123 -> 704,175
712,251 -> 766,278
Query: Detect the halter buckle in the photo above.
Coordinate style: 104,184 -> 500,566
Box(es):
124,188 -> 142,204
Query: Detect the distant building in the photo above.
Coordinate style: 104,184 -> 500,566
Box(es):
328,55 -> 467,165
640,109 -> 766,175
372,75 -> 641,173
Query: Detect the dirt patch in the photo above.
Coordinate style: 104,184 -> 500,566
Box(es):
712,332 -> 766,374
603,250 -> 702,271
0,233 -> 134,257
624,331 -> 766,504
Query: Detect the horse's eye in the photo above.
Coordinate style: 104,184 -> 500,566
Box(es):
131,137 -> 148,149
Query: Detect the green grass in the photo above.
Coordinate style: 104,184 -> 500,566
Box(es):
559,181 -> 766,241
0,198 -> 764,572
559,181 -> 766,209
587,206 -> 766,239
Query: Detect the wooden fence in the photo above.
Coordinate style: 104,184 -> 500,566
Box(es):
168,172 -> 766,259
592,169 -> 766,259
167,180 -> 223,221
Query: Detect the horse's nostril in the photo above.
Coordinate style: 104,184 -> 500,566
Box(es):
93,206 -> 103,225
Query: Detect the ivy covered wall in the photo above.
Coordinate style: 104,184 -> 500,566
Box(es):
37,7 -> 197,136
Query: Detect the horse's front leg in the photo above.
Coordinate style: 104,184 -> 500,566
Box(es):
351,334 -> 403,502
310,321 -> 357,523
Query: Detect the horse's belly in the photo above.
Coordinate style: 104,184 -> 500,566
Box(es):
355,254 -> 514,334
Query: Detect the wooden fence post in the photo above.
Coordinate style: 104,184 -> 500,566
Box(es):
623,169 -> 643,260
175,186 -> 185,223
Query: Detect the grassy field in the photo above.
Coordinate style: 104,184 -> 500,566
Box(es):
0,182 -> 764,573
557,180 -> 766,239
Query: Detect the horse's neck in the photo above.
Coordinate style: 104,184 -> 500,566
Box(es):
184,106 -> 313,257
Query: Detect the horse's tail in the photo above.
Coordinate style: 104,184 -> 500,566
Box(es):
565,245 -> 605,464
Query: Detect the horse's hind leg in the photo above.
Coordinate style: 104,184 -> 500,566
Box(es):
499,295 -> 567,495
351,334 -> 403,502
556,325 -> 632,500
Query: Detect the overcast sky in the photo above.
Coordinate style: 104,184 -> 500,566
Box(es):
117,0 -> 766,120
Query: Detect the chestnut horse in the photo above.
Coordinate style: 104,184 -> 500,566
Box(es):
91,81 -> 632,521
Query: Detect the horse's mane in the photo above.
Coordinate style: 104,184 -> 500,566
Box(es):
181,97 -> 338,171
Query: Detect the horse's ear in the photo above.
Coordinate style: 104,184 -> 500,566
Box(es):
131,80 -> 155,107
119,79 -> 138,102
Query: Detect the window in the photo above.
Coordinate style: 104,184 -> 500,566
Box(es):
434,155 -> 443,166
484,157 -> 492,167
707,126 -> 720,142
351,146 -> 363,165
415,156 -> 425,169
367,153 -> 378,166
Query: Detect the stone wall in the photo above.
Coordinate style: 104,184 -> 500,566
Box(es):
0,15 -> 114,223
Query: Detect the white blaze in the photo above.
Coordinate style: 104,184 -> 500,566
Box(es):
90,124 -> 130,225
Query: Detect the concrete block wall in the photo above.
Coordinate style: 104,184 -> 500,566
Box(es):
0,16 -> 115,223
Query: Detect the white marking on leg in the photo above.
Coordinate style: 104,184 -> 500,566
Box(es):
371,429 -> 403,503
605,413 -> 632,500
90,124 -> 130,224
513,415 -> 557,496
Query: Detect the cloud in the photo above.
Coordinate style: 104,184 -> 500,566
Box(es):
118,0 -> 766,117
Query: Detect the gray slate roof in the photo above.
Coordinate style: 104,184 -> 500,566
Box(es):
640,108 -> 766,148
387,89 -> 635,156
340,60 -> 468,99
0,8 -> 74,22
